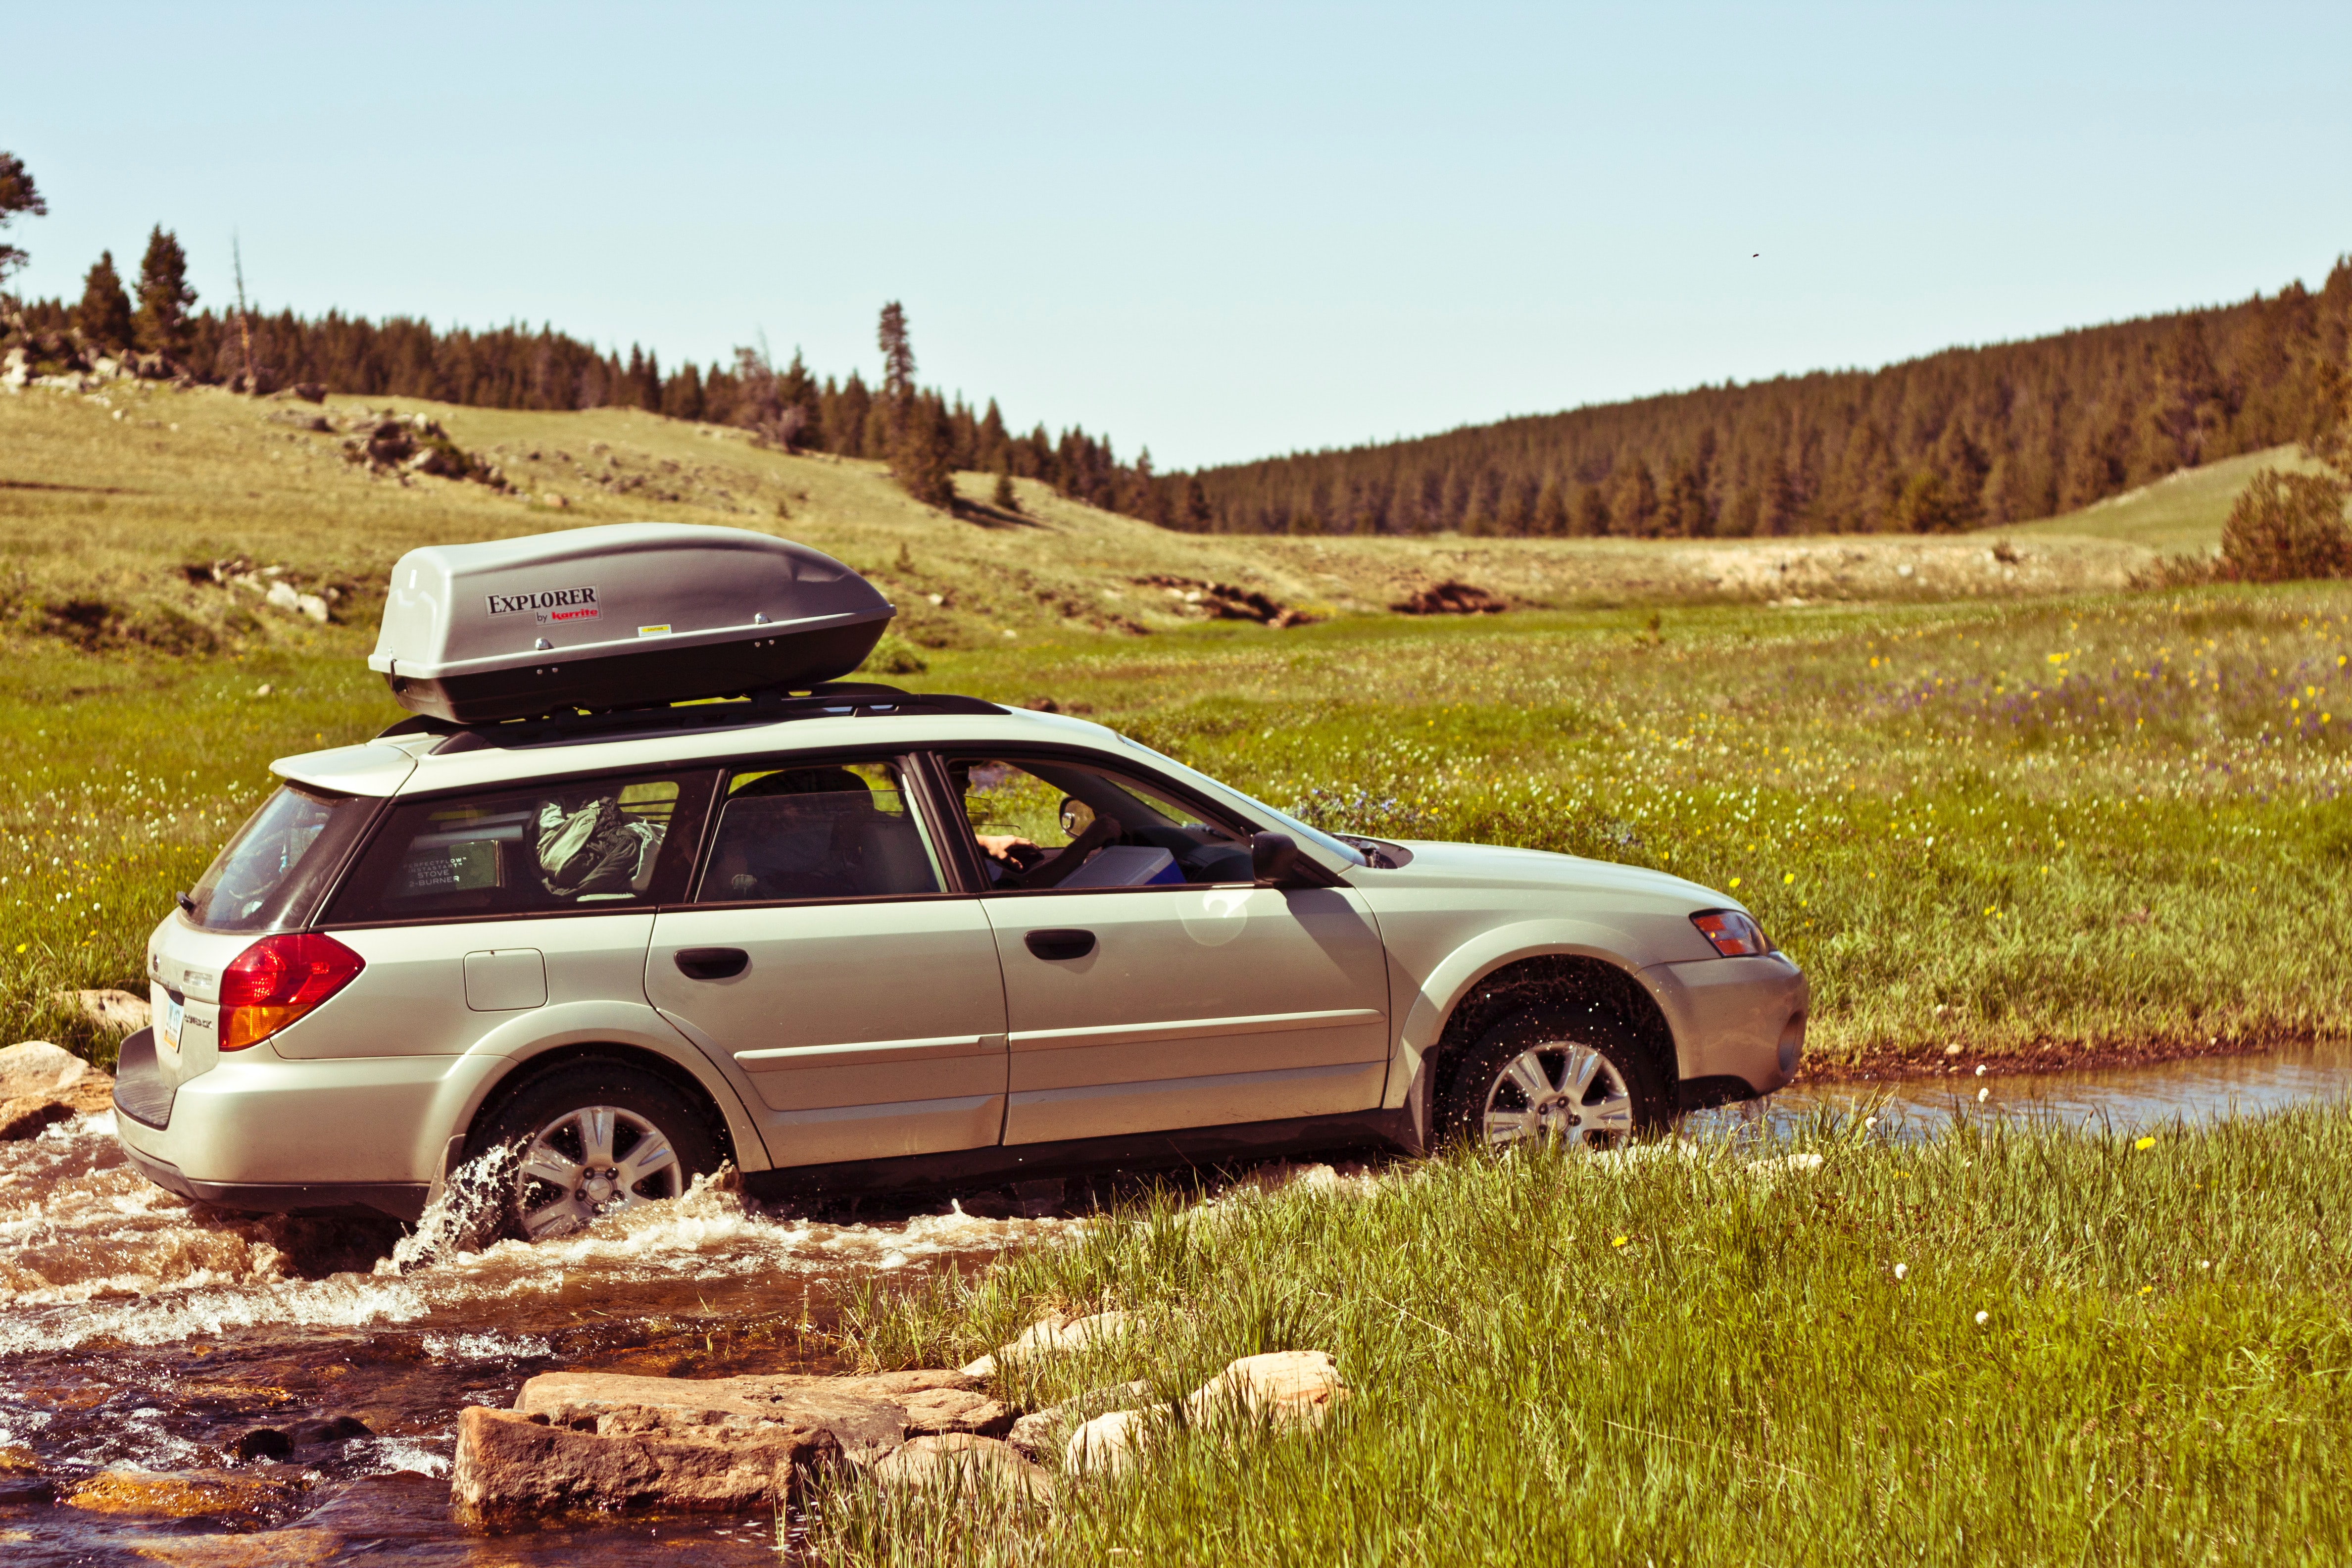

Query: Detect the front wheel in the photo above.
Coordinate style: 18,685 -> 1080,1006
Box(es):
1437,1009 -> 1669,1152
474,1064 -> 721,1240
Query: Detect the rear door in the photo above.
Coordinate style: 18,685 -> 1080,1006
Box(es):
935,752 -> 1390,1145
643,755 -> 1010,1167
314,767 -> 713,1062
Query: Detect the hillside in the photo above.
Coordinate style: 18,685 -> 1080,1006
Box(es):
0,381 -> 2161,671
2009,443 -> 2333,552
1182,259 -> 2352,541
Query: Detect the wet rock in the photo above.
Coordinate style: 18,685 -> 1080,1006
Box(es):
1183,1349 -> 1348,1430
454,1406 -> 818,1519
0,1095 -> 74,1141
62,1468 -> 306,1521
871,1433 -> 1052,1500
0,1442 -> 50,1500
287,1415 -> 372,1447
960,1310 -> 1132,1379
119,1527 -> 343,1567
234,1427 -> 294,1461
453,1367 -> 989,1519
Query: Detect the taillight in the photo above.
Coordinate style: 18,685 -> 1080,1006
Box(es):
219,932 -> 366,1050
1691,909 -> 1771,957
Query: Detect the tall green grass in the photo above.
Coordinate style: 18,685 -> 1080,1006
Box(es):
5,582 -> 2349,1070
811,1104 -> 2352,1566
924,583 -> 2352,1068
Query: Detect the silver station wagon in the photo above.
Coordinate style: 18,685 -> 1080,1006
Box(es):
113,526 -> 1807,1239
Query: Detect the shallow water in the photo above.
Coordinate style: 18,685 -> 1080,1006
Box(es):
0,1113 -> 1083,1565
1755,1037 -> 2352,1136
8,1044 -> 2352,1563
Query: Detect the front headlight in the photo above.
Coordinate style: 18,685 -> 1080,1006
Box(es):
1691,909 -> 1771,957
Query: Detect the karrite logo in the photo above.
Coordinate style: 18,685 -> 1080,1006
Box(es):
486,586 -> 600,625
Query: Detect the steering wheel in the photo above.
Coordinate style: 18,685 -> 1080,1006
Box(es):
996,814 -> 1124,890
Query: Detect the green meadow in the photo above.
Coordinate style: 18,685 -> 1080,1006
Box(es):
2,382 -> 2343,1073
813,1103 -> 2352,1566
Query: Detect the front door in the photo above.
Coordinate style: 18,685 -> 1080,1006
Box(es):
644,756 -> 1010,1167
937,753 -> 1390,1145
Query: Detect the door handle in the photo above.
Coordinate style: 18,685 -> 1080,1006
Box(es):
674,946 -> 749,980
1024,929 -> 1096,961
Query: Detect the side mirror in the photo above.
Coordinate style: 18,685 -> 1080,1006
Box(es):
1251,831 -> 1304,884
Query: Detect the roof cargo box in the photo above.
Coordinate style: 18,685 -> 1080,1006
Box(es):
368,524 -> 894,723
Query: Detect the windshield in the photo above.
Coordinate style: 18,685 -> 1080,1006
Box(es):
188,785 -> 371,931
1114,736 -> 1368,868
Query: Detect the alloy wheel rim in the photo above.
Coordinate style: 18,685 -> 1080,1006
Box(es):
1480,1041 -> 1634,1150
514,1105 -> 683,1238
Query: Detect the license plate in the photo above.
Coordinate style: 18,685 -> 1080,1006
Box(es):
159,994 -> 185,1052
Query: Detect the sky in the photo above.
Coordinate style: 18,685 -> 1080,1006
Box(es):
6,1 -> 2351,470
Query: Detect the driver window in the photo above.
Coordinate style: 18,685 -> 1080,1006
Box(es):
697,760 -> 943,904
945,756 -> 1253,891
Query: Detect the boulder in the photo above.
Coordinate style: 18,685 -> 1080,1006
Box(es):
960,1310 -> 1132,1379
0,1095 -> 74,1141
69,988 -> 151,1033
1007,1379 -> 1152,1461
870,1433 -> 1052,1500
452,1367 -> 998,1520
453,1406 -> 818,1520
1182,1349 -> 1349,1431
1064,1408 -> 1151,1477
0,1040 -> 89,1097
62,1468 -> 306,1522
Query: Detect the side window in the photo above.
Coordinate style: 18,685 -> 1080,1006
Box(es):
329,773 -> 704,923
944,756 -> 1253,891
696,760 -> 942,904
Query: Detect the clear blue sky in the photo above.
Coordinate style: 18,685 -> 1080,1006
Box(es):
7,2 -> 2350,469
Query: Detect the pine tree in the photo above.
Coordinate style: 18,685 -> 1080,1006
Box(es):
133,226 -> 196,359
877,301 -> 915,401
1533,477 -> 1569,537
75,250 -> 135,352
0,151 -> 43,286
1572,485 -> 1611,537
992,469 -> 1020,513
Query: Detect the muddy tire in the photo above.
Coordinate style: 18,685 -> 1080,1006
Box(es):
473,1063 -> 720,1241
1436,1007 -> 1670,1153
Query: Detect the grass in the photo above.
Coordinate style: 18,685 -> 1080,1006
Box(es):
2,382 -> 2346,1069
810,1104 -> 2352,1566
2011,445 -> 2334,554
914,586 -> 2352,1071
5,583 -> 2351,1070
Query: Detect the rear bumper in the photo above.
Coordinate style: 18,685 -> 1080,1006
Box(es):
117,1141 -> 429,1222
110,1043 -> 500,1201
1644,951 -> 1810,1097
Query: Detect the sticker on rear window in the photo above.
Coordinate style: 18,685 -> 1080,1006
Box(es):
487,587 -> 600,625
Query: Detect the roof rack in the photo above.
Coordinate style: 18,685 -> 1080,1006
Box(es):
374,683 -> 1007,754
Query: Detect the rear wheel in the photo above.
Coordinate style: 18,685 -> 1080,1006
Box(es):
475,1064 -> 720,1240
1437,1008 -> 1669,1152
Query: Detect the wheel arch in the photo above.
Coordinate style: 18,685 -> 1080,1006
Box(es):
1396,935 -> 1682,1150
460,1039 -> 750,1174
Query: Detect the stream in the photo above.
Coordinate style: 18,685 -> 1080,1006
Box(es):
4,1044 -> 2348,1565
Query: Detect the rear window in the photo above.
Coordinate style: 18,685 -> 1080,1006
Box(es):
325,771 -> 711,924
189,785 -> 373,932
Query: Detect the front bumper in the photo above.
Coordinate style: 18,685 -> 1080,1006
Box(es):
111,1038 -> 500,1213
1644,950 -> 1810,1098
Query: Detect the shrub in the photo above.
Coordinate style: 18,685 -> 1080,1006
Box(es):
858,632 -> 929,677
2220,469 -> 2352,582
